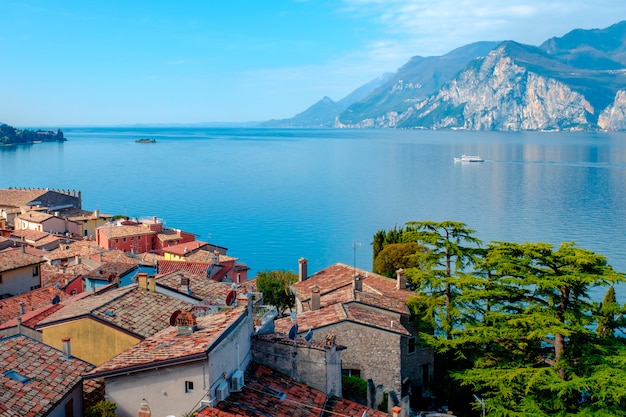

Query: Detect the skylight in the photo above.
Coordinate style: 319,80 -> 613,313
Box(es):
4,370 -> 30,384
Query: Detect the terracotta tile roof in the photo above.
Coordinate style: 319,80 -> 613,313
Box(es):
292,263 -> 413,304
37,284 -> 196,338
156,270 -> 234,303
9,229 -> 50,242
186,250 -> 237,263
0,189 -> 51,207
0,286 -> 68,324
0,303 -> 64,331
16,211 -> 53,223
98,224 -> 156,239
313,286 -> 409,315
84,262 -> 137,280
274,302 -> 410,336
161,240 -> 208,256
41,264 -> 89,288
0,247 -> 44,273
0,334 -> 93,417
44,239 -> 104,261
157,230 -> 184,242
86,307 -> 247,377
158,259 -> 211,276
195,362 -> 387,417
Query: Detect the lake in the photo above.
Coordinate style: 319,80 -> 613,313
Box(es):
2,127 -> 626,299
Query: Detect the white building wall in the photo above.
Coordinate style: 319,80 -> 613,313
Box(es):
103,312 -> 252,417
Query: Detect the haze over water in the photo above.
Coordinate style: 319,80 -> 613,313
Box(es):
2,127 -> 626,299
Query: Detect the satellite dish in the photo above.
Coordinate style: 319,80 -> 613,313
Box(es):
288,324 -> 298,340
169,310 -> 182,326
225,290 -> 236,306
52,295 -> 61,305
304,329 -> 313,342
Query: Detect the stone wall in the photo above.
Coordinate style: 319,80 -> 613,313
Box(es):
251,333 -> 343,395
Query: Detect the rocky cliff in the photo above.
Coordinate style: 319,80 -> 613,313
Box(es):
330,21 -> 626,131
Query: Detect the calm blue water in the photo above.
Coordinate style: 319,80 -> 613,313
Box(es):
2,127 -> 626,299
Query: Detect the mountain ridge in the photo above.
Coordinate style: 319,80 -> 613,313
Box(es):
273,21 -> 626,131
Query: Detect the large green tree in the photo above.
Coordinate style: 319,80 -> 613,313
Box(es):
256,270 -> 298,314
373,241 -> 425,278
446,241 -> 626,416
403,220 -> 482,340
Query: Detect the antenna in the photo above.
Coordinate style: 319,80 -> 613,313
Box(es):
353,241 -> 361,278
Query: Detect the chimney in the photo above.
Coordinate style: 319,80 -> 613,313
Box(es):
179,274 -> 191,295
392,406 -> 402,417
311,285 -> 321,311
19,301 -> 25,315
298,258 -> 308,282
396,268 -> 406,290
61,337 -> 71,359
353,275 -> 362,292
137,272 -> 148,289
148,276 -> 156,292
75,255 -> 81,265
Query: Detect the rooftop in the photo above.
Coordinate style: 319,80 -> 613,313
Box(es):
292,263 -> 413,304
0,247 -> 45,273
0,334 -> 93,417
0,286 -> 68,325
86,306 -> 246,378
37,284 -> 196,338
155,270 -> 235,303
196,362 -> 387,417
274,302 -> 410,336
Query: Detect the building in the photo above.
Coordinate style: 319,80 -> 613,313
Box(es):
277,260 -> 434,411
0,187 -> 82,227
0,334 -> 93,417
85,305 -> 252,417
15,210 -> 81,236
35,281 -> 197,366
96,217 -> 196,254
0,247 -> 45,298
66,209 -> 113,239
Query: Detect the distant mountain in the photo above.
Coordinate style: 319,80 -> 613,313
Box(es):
277,21 -> 626,131
260,73 -> 393,128
336,41 -> 499,127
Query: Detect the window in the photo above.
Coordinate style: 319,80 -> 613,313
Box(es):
408,336 -> 416,354
130,236 -> 134,241
341,369 -> 361,378
33,266 -> 39,276
123,237 -> 127,242
185,380 -> 194,393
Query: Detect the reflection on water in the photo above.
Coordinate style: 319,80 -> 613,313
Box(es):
3,128 -> 626,300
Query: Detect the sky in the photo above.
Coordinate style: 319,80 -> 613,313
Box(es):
1,1 -> 625,127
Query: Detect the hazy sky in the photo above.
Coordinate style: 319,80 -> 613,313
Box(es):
2,1 -> 625,126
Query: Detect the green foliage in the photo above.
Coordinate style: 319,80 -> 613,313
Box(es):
373,241 -> 424,278
378,391 -> 389,412
375,220 -> 626,415
256,270 -> 298,314
403,220 -> 482,339
86,400 -> 117,417
0,123 -> 65,145
371,225 -> 406,267
342,374 -> 367,402
446,241 -> 626,415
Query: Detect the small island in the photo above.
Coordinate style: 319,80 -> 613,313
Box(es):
135,138 -> 156,143
1,122 -> 66,146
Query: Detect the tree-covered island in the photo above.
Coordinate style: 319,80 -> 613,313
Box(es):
0,122 -> 66,145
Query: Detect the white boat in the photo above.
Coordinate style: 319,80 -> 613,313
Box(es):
454,154 -> 484,163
